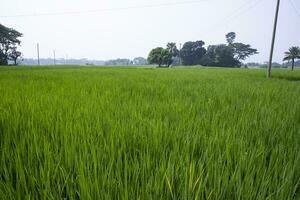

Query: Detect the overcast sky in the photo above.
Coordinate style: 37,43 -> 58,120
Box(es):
1,0 -> 299,63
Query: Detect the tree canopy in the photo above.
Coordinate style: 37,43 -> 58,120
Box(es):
180,41 -> 206,66
203,32 -> 258,67
226,32 -> 236,45
148,32 -> 258,68
0,24 -> 23,65
166,43 -> 179,58
226,32 -> 258,63
202,45 -> 240,67
231,43 -> 258,61
147,47 -> 172,67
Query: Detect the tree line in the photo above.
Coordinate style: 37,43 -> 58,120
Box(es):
148,32 -> 260,68
1,23 -> 299,69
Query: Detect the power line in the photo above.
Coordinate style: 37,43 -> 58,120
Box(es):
203,0 -> 264,36
0,0 -> 208,18
206,0 -> 253,30
224,0 -> 265,24
288,0 -> 300,19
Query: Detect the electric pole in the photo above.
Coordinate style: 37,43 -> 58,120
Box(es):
65,54 -> 68,65
53,50 -> 56,65
179,43 -> 182,66
267,0 -> 280,78
37,43 -> 40,65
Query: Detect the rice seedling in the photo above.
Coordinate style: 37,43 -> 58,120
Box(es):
0,66 -> 299,199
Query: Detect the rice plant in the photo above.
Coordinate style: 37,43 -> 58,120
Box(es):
0,66 -> 299,199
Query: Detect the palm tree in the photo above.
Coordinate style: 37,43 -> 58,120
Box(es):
283,46 -> 300,71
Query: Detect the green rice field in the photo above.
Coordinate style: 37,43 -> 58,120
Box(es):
0,66 -> 300,199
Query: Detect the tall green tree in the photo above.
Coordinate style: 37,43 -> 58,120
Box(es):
226,32 -> 258,64
9,46 -> 22,65
166,43 -> 179,57
148,47 -> 172,67
180,41 -> 206,66
283,46 -> 300,71
166,42 -> 180,66
0,24 -> 22,65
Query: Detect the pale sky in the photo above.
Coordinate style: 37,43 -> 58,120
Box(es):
1,0 -> 299,63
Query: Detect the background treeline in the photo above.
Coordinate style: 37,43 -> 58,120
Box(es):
148,32 -> 258,68
1,23 -> 299,68
248,61 -> 300,68
21,57 -> 148,66
20,58 -> 300,68
1,23 -> 149,66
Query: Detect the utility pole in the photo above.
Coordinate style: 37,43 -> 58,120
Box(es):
37,43 -> 40,65
65,54 -> 68,65
179,43 -> 182,66
53,50 -> 56,65
267,0 -> 280,78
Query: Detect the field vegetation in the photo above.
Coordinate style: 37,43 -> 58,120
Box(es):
0,66 -> 300,199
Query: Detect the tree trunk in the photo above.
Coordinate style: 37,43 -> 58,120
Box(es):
292,58 -> 294,71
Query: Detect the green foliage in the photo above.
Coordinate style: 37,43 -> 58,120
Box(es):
166,42 -> 179,57
0,24 -> 23,65
226,32 -> 236,45
180,41 -> 206,66
148,32 -> 258,68
202,45 -> 240,67
0,66 -> 300,199
231,42 -> 258,61
9,46 -> 22,65
226,32 -> 258,62
203,32 -> 259,67
148,47 -> 172,67
283,46 -> 300,70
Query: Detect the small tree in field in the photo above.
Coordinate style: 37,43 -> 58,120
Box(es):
148,47 -> 172,67
9,46 -> 22,65
283,46 -> 300,71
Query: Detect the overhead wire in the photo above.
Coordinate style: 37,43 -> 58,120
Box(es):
203,0 -> 265,35
0,0 -> 208,18
288,0 -> 300,19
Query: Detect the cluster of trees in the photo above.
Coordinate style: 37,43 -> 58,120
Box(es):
2,22 -> 299,70
148,32 -> 258,68
0,24 -> 23,65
